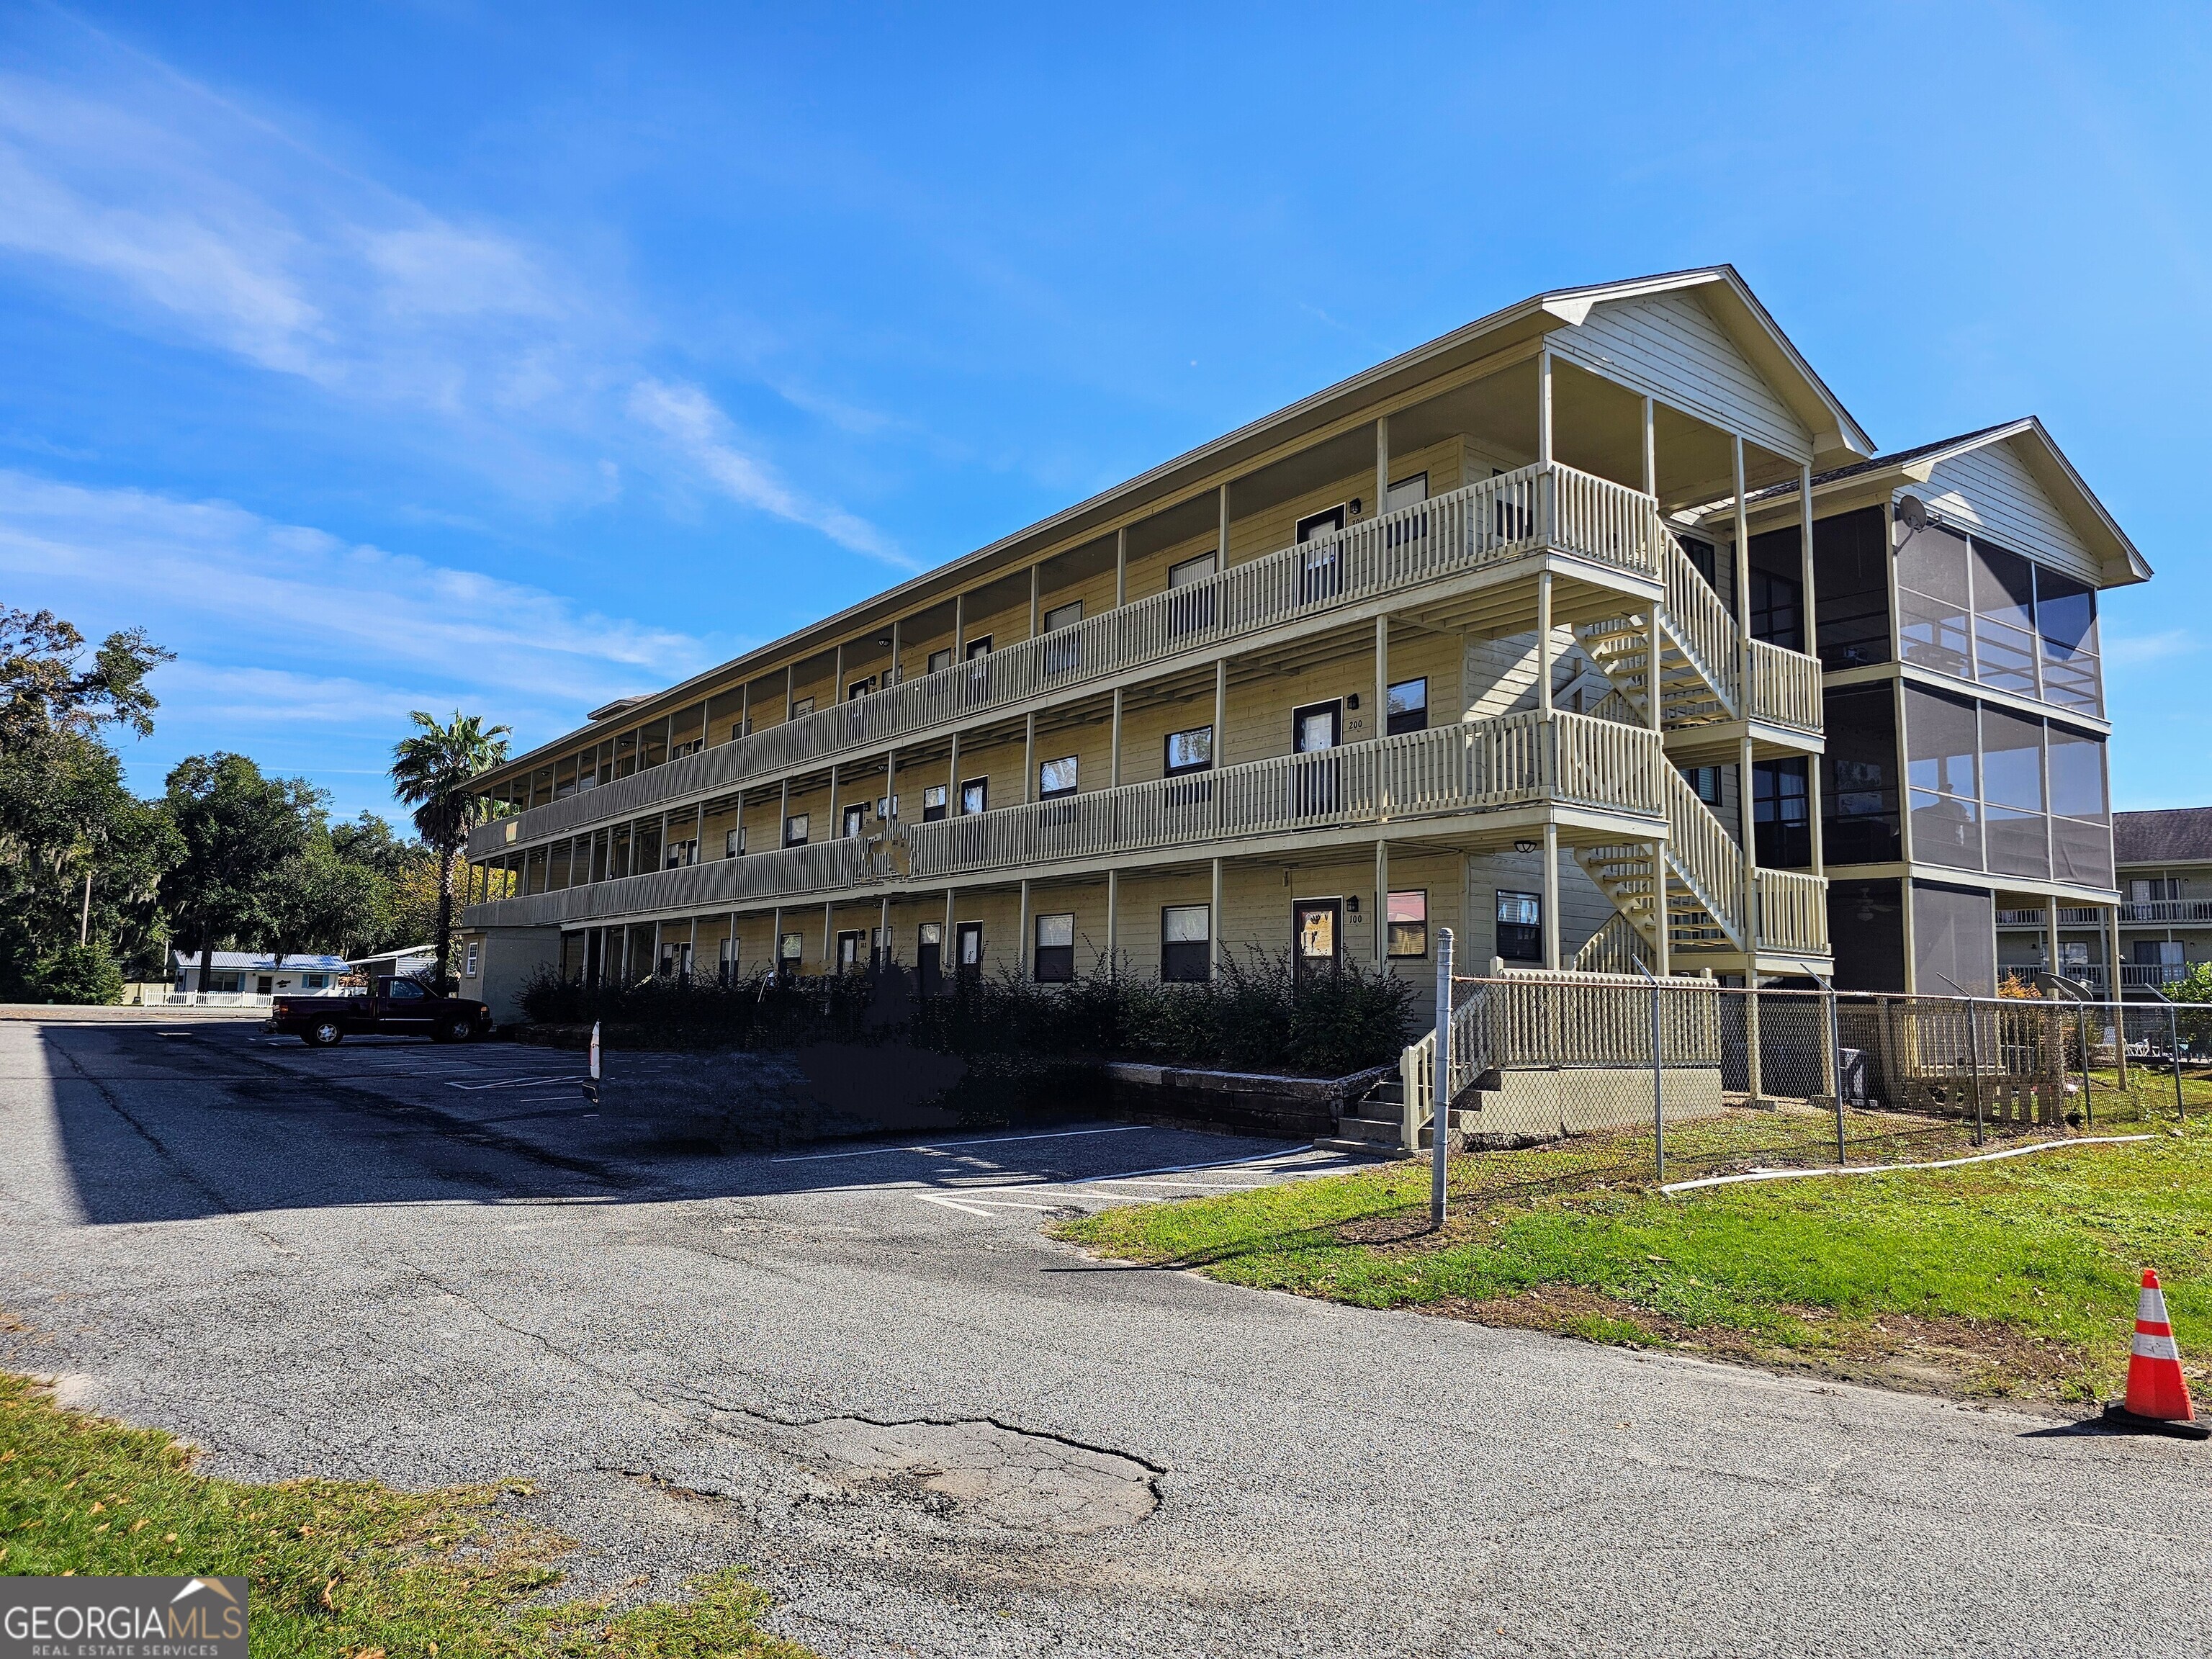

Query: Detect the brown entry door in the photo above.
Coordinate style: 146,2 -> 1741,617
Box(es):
1293,899 -> 1342,983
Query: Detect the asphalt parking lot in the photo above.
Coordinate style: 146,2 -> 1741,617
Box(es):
5,1015 -> 2208,1658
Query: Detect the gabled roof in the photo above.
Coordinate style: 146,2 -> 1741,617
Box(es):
174,951 -> 350,971
1749,417 -> 2151,588
475,266 -> 1871,787
2116,809 -> 2212,865
1533,266 -> 1874,462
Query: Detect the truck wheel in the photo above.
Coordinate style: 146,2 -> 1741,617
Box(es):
436,1015 -> 475,1043
306,1020 -> 343,1047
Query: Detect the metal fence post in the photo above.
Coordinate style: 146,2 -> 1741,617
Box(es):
2173,1002 -> 2187,1120
1964,996 -> 1984,1148
1822,976 -> 1845,1166
2076,1002 -> 2092,1128
1431,927 -> 1453,1228
1635,959 -> 1663,1182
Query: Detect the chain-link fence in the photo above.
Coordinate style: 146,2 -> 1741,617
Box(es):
1418,968 -> 2206,1198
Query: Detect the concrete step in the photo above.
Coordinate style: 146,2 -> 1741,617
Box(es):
1332,1113 -> 1404,1144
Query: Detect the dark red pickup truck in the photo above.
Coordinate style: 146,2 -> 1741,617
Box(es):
265,976 -> 493,1046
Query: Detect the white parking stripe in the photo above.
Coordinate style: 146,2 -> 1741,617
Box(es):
770,1125 -> 1145,1164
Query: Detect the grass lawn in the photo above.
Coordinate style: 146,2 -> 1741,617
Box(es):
0,1371 -> 811,1657
1056,1108 -> 2212,1407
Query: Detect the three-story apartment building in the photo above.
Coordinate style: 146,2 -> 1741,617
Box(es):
454,268 -> 2147,1020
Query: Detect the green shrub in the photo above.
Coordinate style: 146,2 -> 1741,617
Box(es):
24,945 -> 125,1005
521,948 -> 1416,1077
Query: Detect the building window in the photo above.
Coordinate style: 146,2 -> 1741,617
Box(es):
1165,726 -> 1214,775
848,676 -> 876,701
922,784 -> 949,822
956,920 -> 984,979
842,804 -> 867,839
784,813 -> 810,848
1161,904 -> 1211,982
1905,685 -> 1982,871
966,636 -> 992,660
726,826 -> 745,858
791,695 -> 815,718
664,837 -> 697,868
1167,553 -> 1217,634
1043,600 -> 1082,632
2037,568 -> 2100,715
1035,913 -> 1075,982
1496,890 -> 1542,962
928,647 -> 953,674
778,932 -> 803,971
1043,601 -> 1083,673
1822,684 -> 1901,864
304,973 -> 329,990
1686,765 -> 1722,805
1386,678 -> 1428,736
960,777 -> 988,816
837,930 -> 863,972
1038,755 -> 1078,799
1752,760 -> 1811,868
1386,891 -> 1429,958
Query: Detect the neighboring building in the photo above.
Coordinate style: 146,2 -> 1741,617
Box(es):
347,945 -> 437,984
1997,809 -> 2212,995
171,952 -> 350,999
453,266 -> 2150,1022
1742,418 -> 2147,996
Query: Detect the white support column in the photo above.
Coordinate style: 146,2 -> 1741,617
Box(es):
834,642 -> 845,703
953,593 -> 965,660
889,616 -> 902,686
1105,868 -> 1120,972
1536,571 -> 1555,719
1018,878 -> 1032,982
1541,822 -> 1561,971
829,762 -> 840,837
948,731 -> 961,816
1374,839 -> 1389,968
1731,434 -> 1753,667
1375,415 -> 1390,515
1740,730 -> 1760,958
2046,895 -> 2062,985
1644,395 -> 1665,735
739,680 -> 750,741
770,905 -> 782,976
878,893 -> 890,966
687,915 -> 697,981
822,902 -> 833,971
1115,527 -> 1128,609
1110,686 -> 1124,789
1373,616 -> 1388,753
778,776 -> 790,849
1022,711 -> 1037,804
1800,459 -> 1825,880
1537,349 -> 1553,467
784,665 -> 794,723
885,746 -> 897,825
1210,857 -> 1225,976
943,888 -> 956,975
1218,483 -> 1231,566
1213,657 -> 1228,756
1029,564 -> 1040,640
1653,834 -> 1672,978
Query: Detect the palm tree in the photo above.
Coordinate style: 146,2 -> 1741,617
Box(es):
389,710 -> 511,989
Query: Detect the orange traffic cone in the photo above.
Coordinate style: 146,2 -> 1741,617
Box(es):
2103,1269 -> 2208,1439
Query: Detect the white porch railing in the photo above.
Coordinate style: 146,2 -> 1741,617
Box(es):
472,460 -> 1665,860
464,711 -> 1665,931
1755,868 -> 1830,956
1745,639 -> 1822,732
2119,900 -> 2212,925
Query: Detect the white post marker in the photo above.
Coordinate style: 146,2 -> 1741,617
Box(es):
583,1020 -> 601,1107
1431,926 -> 1452,1228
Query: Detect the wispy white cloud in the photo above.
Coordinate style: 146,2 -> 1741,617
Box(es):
629,378 -> 912,567
2107,629 -> 2193,666
0,48 -> 895,554
0,469 -> 716,714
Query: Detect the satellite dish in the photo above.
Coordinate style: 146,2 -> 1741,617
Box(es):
1895,494 -> 1929,537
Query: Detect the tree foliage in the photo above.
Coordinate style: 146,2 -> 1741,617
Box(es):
0,610 -> 181,995
158,754 -> 325,987
390,710 -> 509,987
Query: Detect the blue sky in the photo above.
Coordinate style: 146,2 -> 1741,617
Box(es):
1,2 -> 2206,822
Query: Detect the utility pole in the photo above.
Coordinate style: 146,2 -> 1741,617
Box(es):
78,870 -> 92,947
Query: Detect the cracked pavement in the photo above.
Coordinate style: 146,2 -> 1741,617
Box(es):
4,1015 -> 2208,1657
